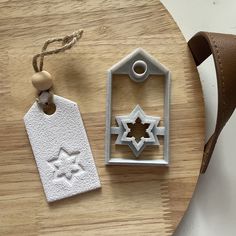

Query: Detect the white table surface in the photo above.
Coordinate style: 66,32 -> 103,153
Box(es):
160,1 -> 236,235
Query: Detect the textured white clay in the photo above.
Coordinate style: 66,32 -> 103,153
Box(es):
24,95 -> 101,202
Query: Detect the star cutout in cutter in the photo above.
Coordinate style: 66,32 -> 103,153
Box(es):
111,105 -> 165,157
49,148 -> 84,183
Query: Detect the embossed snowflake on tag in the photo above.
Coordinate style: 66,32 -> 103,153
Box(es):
49,148 -> 84,184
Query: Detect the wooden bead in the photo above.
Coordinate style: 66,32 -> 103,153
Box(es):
31,70 -> 53,91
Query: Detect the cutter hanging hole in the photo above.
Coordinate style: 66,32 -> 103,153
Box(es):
131,60 -> 147,80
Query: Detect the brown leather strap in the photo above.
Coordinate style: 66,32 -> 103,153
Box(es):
188,31 -> 236,173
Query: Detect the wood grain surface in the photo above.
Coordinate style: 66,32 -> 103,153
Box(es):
0,1 -> 205,235
111,74 -> 166,160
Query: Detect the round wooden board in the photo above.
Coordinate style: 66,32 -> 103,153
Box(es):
0,1 -> 204,235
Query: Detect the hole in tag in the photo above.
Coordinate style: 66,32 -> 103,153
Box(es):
43,103 -> 56,115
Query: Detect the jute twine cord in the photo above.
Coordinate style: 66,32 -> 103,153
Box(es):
33,30 -> 83,72
33,30 -> 83,107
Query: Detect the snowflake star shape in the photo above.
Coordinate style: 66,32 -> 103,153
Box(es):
49,148 -> 84,182
111,105 -> 165,157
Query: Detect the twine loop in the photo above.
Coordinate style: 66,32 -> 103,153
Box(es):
32,30 -> 83,73
33,30 -> 83,108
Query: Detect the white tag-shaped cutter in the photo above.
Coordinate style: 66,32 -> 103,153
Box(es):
105,48 -> 171,166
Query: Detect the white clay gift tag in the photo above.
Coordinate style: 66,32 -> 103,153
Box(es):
24,94 -> 101,202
